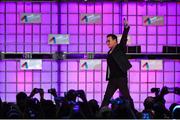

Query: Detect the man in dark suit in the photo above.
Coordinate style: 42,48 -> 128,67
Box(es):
101,19 -> 135,110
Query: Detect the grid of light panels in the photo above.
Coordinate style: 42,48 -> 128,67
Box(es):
0,2 -> 180,111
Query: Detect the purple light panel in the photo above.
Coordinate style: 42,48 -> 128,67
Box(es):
0,2 -> 180,111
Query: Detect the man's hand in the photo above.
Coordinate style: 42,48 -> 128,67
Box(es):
161,86 -> 169,94
48,88 -> 57,97
39,88 -> 44,101
76,90 -> 87,102
29,88 -> 39,98
124,18 -> 129,28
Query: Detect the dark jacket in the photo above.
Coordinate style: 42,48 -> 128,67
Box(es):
106,26 -> 132,81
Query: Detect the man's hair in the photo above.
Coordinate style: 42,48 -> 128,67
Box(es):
16,92 -> 27,102
107,34 -> 118,42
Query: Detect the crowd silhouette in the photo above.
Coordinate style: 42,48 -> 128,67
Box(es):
0,86 -> 179,119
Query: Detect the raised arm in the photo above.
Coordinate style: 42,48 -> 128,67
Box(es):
118,18 -> 130,53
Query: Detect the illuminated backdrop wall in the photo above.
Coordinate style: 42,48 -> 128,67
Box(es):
0,2 -> 180,111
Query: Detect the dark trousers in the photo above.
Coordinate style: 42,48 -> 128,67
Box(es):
101,77 -> 135,109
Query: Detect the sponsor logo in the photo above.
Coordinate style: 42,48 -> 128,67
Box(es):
80,14 -> 101,24
21,14 -> 41,23
21,62 -> 28,68
81,62 -> 88,69
48,34 -> 69,44
142,62 -> 149,70
143,16 -> 164,25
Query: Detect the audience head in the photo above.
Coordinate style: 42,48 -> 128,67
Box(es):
88,99 -> 99,115
172,105 -> 180,119
65,89 -> 77,102
16,92 -> 28,111
143,96 -> 155,110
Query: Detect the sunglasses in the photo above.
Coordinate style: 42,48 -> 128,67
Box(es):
106,40 -> 110,43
